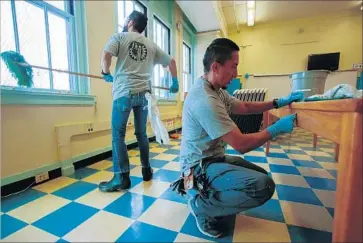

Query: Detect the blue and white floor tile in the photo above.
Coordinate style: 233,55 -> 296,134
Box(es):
1,128 -> 336,242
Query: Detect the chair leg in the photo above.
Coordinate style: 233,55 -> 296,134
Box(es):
264,111 -> 271,155
313,134 -> 318,148
335,144 -> 340,161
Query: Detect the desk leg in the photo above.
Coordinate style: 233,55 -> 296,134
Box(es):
333,112 -> 362,242
265,112 -> 272,155
263,111 -> 268,130
313,134 -> 318,148
334,144 -> 340,162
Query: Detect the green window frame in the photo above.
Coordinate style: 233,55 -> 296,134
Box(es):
0,0 -> 93,105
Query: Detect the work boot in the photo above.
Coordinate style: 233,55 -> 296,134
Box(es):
188,197 -> 223,238
99,172 -> 130,192
142,167 -> 153,181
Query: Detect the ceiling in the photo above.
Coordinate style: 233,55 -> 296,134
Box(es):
222,1 -> 362,28
176,1 -> 221,32
176,1 -> 362,33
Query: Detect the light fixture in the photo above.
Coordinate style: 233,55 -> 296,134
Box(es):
247,0 -> 255,9
247,9 -> 255,26
246,0 -> 256,26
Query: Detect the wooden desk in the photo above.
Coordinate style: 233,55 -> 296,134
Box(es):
263,98 -> 363,243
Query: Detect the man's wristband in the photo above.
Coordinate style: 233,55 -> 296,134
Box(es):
101,70 -> 109,75
272,98 -> 279,109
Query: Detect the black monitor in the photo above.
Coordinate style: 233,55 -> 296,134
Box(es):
307,52 -> 340,71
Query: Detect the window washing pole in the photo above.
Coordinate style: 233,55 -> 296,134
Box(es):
16,62 -> 170,91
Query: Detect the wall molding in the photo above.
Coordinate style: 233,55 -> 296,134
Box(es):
0,88 -> 96,105
1,126 -> 181,188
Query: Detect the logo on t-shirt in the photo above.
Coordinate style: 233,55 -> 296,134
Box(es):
128,41 -> 147,62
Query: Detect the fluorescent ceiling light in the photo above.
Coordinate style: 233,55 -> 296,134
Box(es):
246,1 -> 255,26
247,9 -> 255,26
247,0 -> 255,9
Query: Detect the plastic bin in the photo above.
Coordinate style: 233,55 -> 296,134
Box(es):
290,70 -> 329,98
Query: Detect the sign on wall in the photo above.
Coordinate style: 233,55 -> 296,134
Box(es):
352,63 -> 363,69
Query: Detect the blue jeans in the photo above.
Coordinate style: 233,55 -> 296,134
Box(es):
192,155 -> 275,218
112,92 -> 150,173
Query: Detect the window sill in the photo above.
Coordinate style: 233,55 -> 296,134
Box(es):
0,87 -> 96,106
156,99 -> 177,106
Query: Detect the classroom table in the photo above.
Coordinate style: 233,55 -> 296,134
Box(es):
263,98 -> 363,243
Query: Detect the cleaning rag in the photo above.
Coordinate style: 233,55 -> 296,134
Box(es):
304,84 -> 362,102
145,92 -> 170,145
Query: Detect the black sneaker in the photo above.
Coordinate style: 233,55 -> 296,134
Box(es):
142,167 -> 153,181
98,172 -> 130,192
188,197 -> 223,238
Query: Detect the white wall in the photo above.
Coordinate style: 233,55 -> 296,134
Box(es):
196,31 -> 220,78
243,71 -> 358,100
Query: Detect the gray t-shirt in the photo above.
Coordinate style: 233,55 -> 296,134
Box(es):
104,32 -> 172,101
179,77 -> 239,172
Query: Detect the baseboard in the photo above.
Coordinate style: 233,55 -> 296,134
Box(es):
1,168 -> 62,198
1,127 -> 181,197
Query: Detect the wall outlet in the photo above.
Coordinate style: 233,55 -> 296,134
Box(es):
85,123 -> 94,132
35,172 -> 49,184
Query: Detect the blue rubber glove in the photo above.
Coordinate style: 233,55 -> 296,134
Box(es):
169,77 -> 179,93
276,91 -> 304,108
102,73 -> 114,83
267,114 -> 296,138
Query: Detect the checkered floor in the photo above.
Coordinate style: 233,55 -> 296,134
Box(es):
1,128 -> 337,242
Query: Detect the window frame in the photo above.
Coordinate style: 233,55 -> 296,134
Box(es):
116,0 -> 148,36
182,41 -> 192,93
0,0 -> 93,105
152,15 -> 171,55
152,14 -> 175,101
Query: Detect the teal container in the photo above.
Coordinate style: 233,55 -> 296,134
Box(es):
357,72 -> 363,90
290,70 -> 329,98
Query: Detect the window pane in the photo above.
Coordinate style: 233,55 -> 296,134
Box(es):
161,26 -> 164,51
186,47 -> 190,72
162,27 -> 166,51
163,28 -> 168,52
44,0 -> 65,11
117,1 -> 125,32
157,23 -> 162,48
16,1 -> 50,89
183,45 -> 186,70
1,0 -> 17,86
153,18 -> 171,98
183,44 -> 191,74
48,12 -> 70,91
125,1 -> 133,16
183,43 -> 192,93
183,47 -> 186,72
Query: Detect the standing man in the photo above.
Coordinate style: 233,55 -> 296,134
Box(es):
174,38 -> 303,238
99,10 -> 179,192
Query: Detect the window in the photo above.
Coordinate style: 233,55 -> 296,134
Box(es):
182,42 -> 192,93
117,0 -> 147,35
0,0 -> 84,94
153,16 -> 172,99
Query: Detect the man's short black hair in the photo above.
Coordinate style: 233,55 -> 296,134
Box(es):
127,10 -> 148,33
203,38 -> 240,73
